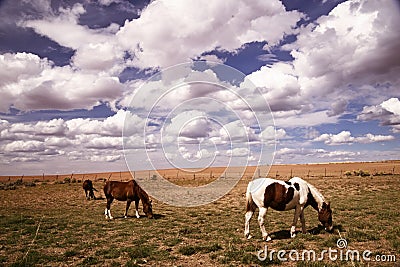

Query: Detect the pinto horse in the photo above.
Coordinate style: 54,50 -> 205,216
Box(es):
83,179 -> 97,200
103,180 -> 153,219
244,177 -> 333,241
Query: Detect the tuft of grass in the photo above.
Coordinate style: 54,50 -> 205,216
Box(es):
64,249 -> 79,258
125,245 -> 154,260
95,247 -> 120,259
164,237 -> 182,247
178,245 -> 197,256
81,256 -> 100,265
178,243 -> 223,256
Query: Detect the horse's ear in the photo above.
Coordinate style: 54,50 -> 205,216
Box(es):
322,202 -> 327,209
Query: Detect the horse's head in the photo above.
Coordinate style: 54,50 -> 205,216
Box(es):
143,199 -> 153,219
318,202 -> 333,232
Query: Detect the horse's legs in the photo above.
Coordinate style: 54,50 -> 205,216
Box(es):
90,189 -> 96,200
85,190 -> 89,200
105,197 -> 114,219
134,199 -> 140,218
244,210 -> 254,239
124,200 -> 132,218
290,205 -> 303,238
258,207 -> 271,241
300,210 -> 306,234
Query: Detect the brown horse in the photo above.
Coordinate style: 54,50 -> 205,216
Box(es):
103,180 -> 153,219
83,180 -> 97,200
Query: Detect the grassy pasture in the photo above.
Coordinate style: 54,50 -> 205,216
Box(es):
0,171 -> 399,266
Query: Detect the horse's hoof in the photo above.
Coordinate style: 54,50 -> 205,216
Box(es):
246,234 -> 252,240
263,236 -> 272,242
291,233 -> 296,238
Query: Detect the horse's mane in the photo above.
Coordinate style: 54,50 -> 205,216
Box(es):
305,181 -> 326,210
133,180 -> 150,202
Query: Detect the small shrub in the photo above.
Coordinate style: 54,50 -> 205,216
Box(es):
344,171 -> 352,177
64,177 -> 71,183
352,169 -> 370,177
359,170 -> 370,177
24,181 -> 36,187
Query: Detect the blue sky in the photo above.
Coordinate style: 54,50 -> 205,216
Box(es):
0,0 -> 399,175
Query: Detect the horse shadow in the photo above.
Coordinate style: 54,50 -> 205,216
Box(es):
270,230 -> 291,240
270,224 -> 345,240
106,214 -> 165,220
308,224 -> 345,235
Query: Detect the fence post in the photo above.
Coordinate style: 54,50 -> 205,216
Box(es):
324,168 -> 327,178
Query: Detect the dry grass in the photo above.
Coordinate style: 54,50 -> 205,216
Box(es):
0,162 -> 399,266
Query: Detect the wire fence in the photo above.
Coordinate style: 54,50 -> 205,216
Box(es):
1,161 -> 399,183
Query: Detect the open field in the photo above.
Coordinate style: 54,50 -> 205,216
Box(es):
0,161 -> 399,266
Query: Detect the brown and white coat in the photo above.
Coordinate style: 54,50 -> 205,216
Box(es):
244,177 -> 333,241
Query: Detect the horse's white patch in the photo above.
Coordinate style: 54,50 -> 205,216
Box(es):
290,225 -> 296,238
105,209 -> 113,220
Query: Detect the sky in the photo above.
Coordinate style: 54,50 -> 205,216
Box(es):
0,0 -> 399,176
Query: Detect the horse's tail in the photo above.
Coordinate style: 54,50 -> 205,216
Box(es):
246,182 -> 257,212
